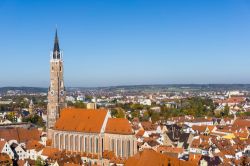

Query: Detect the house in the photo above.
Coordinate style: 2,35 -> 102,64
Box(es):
0,140 -> 14,158
155,145 -> 184,158
125,149 -> 196,166
40,147 -> 60,161
191,125 -> 216,135
165,125 -> 193,149
26,140 -> 44,160
199,156 -> 222,166
184,118 -> 213,127
139,99 -> 151,106
15,144 -> 27,160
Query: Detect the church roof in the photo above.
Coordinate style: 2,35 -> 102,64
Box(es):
54,108 -> 108,133
53,29 -> 61,59
53,29 -> 60,52
105,118 -> 133,135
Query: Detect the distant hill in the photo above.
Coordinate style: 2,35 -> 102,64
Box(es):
0,87 -> 47,93
68,84 -> 250,92
1,84 -> 250,94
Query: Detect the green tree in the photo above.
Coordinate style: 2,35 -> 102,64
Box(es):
223,104 -> 230,117
131,110 -> 140,118
6,112 -> 15,122
74,101 -> 86,108
35,157 -> 45,166
111,108 -> 125,118
22,114 -> 45,127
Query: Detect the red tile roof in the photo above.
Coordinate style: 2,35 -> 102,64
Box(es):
233,119 -> 250,128
0,140 -> 7,151
54,108 -> 108,133
125,149 -> 195,166
105,118 -> 133,135
41,147 -> 59,157
26,140 -> 44,151
0,128 -> 40,143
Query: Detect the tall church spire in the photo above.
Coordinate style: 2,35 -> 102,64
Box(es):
53,29 -> 60,59
47,29 -> 66,130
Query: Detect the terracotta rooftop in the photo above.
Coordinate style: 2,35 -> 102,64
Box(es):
26,140 -> 44,151
0,153 -> 12,165
0,128 -> 40,143
0,140 -> 7,151
105,118 -> 133,135
125,149 -> 195,166
189,153 -> 202,164
233,118 -> 250,128
156,146 -> 184,154
63,163 -> 80,166
42,147 -> 60,157
136,130 -> 145,138
141,122 -> 157,131
54,108 -> 108,133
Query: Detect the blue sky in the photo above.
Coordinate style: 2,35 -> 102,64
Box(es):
0,0 -> 250,87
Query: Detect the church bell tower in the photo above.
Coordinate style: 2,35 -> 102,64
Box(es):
47,29 -> 66,129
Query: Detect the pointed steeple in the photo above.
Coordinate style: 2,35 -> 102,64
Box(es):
53,29 -> 60,59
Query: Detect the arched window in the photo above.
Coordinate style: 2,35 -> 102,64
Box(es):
111,139 -> 115,152
101,138 -> 104,153
65,135 -> 68,150
122,140 -> 125,157
84,137 -> 88,152
80,136 -> 83,152
117,139 -> 120,157
75,136 -> 78,151
90,137 -> 93,153
60,134 -> 64,150
127,140 -> 131,157
95,138 -> 99,153
70,135 -> 73,151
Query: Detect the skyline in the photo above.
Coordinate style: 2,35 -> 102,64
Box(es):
1,0 -> 250,87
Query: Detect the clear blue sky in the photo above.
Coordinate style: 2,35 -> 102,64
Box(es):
1,0 -> 250,87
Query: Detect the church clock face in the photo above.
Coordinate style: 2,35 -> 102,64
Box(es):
50,90 -> 55,96
60,90 -> 64,96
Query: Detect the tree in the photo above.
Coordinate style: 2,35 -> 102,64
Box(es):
35,157 -> 45,166
131,110 -> 140,119
6,112 -> 15,122
74,101 -> 86,108
22,114 -> 45,127
111,108 -> 125,118
223,104 -> 230,117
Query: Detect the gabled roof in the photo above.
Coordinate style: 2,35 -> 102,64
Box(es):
135,130 -> 145,138
105,118 -> 133,135
54,108 -> 108,133
41,147 -> 60,157
0,140 -> 7,151
125,149 -> 195,166
0,128 -> 40,143
233,118 -> 250,128
26,140 -> 44,151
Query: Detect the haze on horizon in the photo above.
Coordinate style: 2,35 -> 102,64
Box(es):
0,0 -> 250,87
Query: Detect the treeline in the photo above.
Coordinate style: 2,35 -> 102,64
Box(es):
111,97 -> 220,122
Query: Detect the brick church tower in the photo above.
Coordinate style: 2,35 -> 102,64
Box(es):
47,29 -> 66,129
